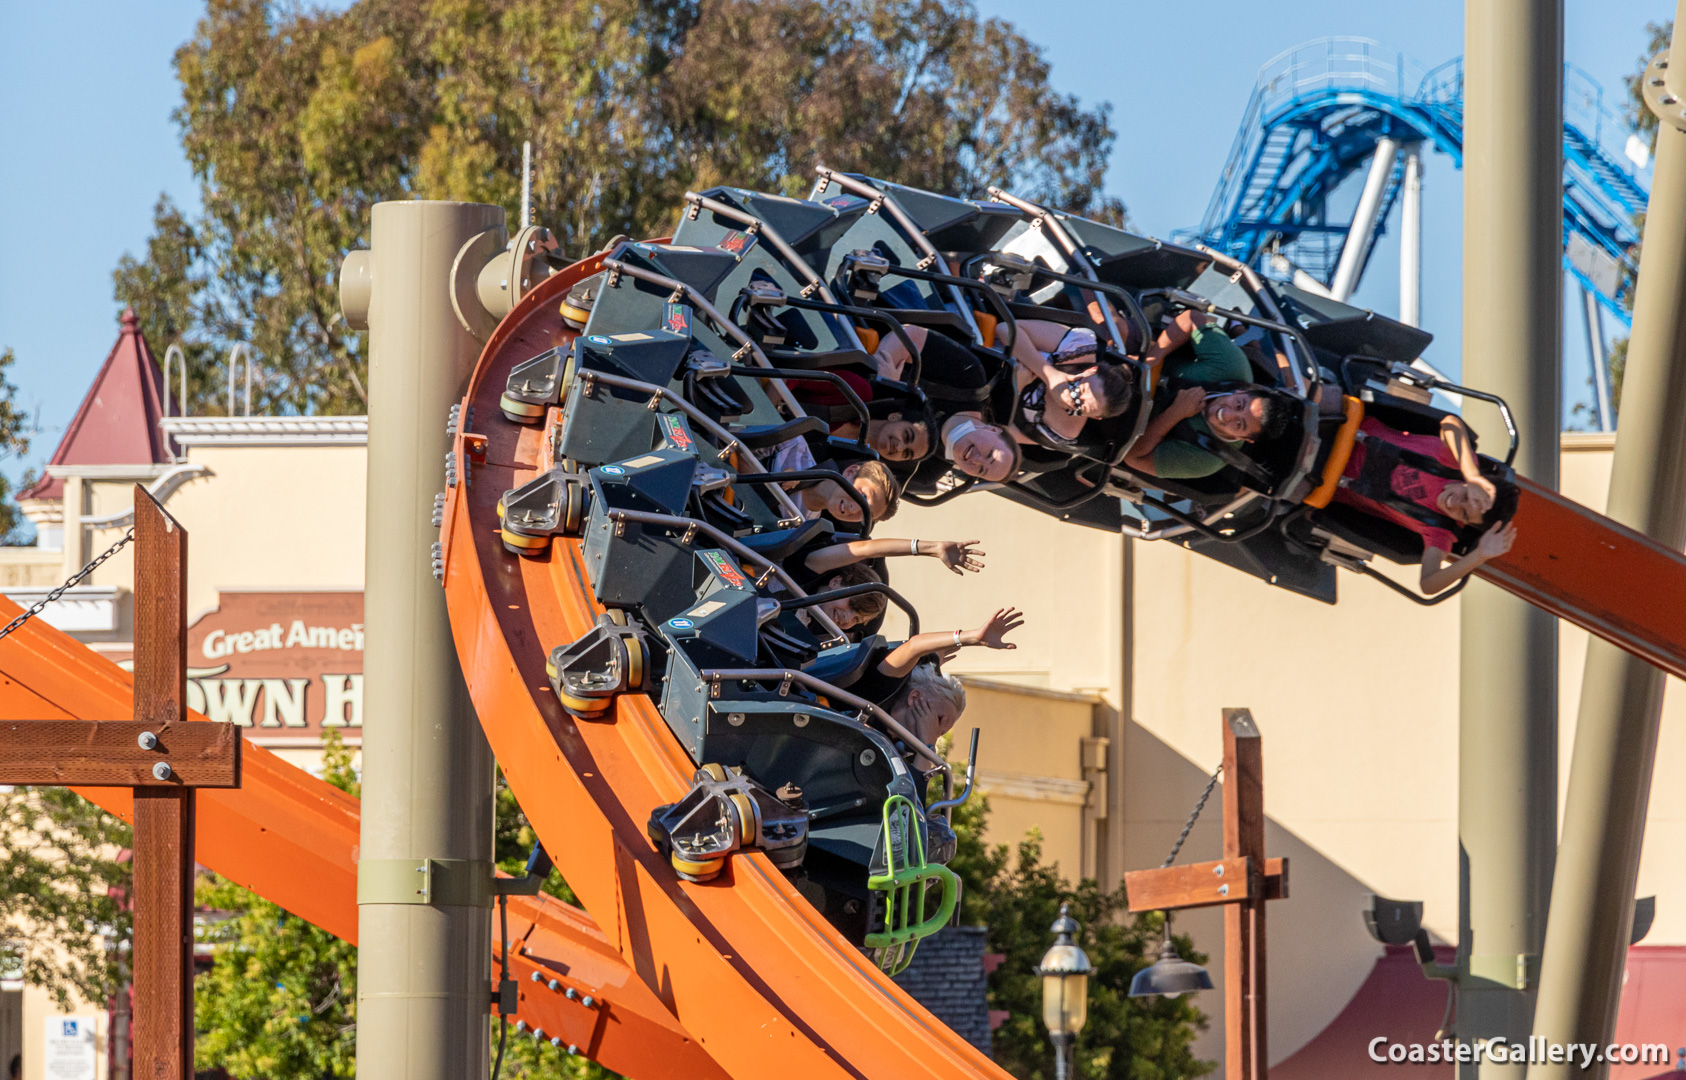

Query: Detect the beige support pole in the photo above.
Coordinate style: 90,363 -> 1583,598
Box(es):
343,201 -> 505,1080
1458,1 -> 1562,1075
1530,9 -> 1686,1074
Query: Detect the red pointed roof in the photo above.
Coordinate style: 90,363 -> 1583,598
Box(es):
21,308 -> 172,501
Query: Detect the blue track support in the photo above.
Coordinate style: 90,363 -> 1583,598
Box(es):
1176,37 -> 1650,325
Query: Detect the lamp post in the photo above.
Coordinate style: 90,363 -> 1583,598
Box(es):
1039,903 -> 1093,1080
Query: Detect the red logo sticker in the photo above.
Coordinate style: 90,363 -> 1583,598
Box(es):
660,415 -> 693,451
719,230 -> 756,256
704,550 -> 747,589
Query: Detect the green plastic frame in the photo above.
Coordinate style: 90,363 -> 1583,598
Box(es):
864,795 -> 959,975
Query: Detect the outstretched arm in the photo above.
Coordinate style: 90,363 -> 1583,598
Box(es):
803,538 -> 986,576
1419,521 -> 1517,594
1123,386 -> 1205,475
877,607 -> 1024,678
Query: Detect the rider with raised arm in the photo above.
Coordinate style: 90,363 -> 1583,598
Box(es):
995,320 -> 1134,452
1123,310 -> 1290,479
886,664 -> 968,746
798,536 -> 985,584
834,607 -> 1025,713
787,538 -> 986,638
1330,412 -> 1520,594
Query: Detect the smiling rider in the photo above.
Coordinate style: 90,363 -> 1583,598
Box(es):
1123,310 -> 1289,479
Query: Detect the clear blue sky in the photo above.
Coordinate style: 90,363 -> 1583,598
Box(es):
0,0 -> 1671,484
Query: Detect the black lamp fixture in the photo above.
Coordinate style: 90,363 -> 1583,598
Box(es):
1129,914 -> 1213,999
1038,903 -> 1093,1080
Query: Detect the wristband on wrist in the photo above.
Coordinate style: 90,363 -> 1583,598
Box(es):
911,538 -> 919,555
953,629 -> 962,647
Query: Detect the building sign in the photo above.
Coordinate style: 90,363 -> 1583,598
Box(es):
43,1016 -> 98,1080
117,591 -> 363,745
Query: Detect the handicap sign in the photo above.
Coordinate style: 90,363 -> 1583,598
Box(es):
668,618 -> 695,630
44,1015 -> 98,1080
587,334 -> 611,345
600,466 -> 625,475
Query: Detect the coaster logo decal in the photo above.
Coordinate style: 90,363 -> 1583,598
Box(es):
659,414 -> 693,451
718,230 -> 757,257
663,303 -> 691,336
703,550 -> 747,589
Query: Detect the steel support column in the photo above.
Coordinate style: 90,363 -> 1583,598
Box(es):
1400,144 -> 1424,326
1458,1 -> 1562,1076
1330,137 -> 1398,300
1530,9 -> 1686,1073
1582,286 -> 1614,431
345,201 -> 504,1080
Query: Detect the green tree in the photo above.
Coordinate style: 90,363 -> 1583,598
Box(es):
0,346 -> 34,543
194,731 -> 362,1079
490,768 -> 618,1078
1624,20 -> 1674,149
116,0 -> 1123,416
949,797 -> 1213,1080
0,786 -> 131,1010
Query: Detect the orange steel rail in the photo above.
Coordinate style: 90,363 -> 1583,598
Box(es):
0,599 -> 722,1080
441,255 -> 1015,1080
1481,478 -> 1686,680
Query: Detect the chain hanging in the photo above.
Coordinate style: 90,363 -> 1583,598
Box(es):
1161,764 -> 1224,868
0,529 -> 136,642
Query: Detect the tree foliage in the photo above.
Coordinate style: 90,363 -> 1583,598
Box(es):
491,768 -> 618,1078
194,731 -> 361,1079
0,346 -> 34,543
194,876 -> 359,1079
116,0 -> 1122,416
0,786 -> 131,1011
949,796 -> 1214,1080
1624,20 -> 1674,148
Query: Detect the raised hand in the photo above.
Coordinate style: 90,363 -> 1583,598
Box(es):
932,540 -> 986,575
1475,520 -> 1517,560
962,607 -> 1024,650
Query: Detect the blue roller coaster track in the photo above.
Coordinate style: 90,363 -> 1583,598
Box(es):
1176,37 -> 1650,326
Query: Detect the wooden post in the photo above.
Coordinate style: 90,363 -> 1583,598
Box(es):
1223,708 -> 1266,1080
130,487 -> 194,1080
0,487 -> 239,1080
1123,708 -> 1284,1080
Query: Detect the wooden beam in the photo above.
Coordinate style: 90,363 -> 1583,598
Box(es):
1223,708 -> 1266,1080
132,787 -> 194,1079
1123,857 -> 1289,914
1124,858 -> 1255,913
0,719 -> 239,787
130,487 -> 195,1080
133,488 -> 187,732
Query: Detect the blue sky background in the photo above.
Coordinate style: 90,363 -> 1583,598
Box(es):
0,0 -> 1671,485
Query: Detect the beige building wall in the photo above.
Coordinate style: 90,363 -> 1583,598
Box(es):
19,983 -> 108,1080
68,440 -> 367,642
891,435 -> 1686,1069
